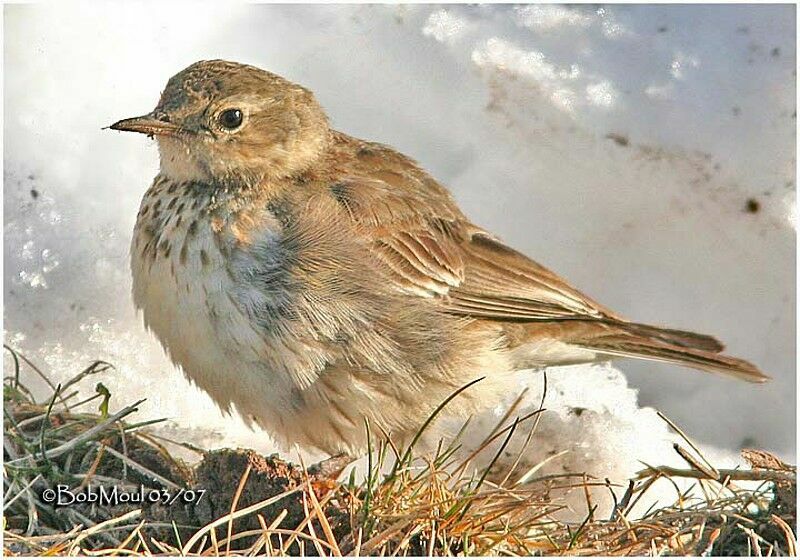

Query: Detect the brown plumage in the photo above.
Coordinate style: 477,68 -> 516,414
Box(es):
110,60 -> 768,459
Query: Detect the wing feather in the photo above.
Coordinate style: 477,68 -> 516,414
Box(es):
333,142 -> 617,322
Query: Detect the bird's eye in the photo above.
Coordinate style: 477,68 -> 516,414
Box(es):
218,108 -> 243,130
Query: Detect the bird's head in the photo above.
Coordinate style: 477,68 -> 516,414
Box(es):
110,60 -> 331,185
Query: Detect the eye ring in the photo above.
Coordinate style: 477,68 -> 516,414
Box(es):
218,108 -> 244,130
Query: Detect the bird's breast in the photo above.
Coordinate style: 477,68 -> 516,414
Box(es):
129,176 -> 304,420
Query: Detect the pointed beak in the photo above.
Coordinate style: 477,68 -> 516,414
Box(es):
107,114 -> 189,138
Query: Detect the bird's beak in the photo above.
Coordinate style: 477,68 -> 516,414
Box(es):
108,114 -> 189,138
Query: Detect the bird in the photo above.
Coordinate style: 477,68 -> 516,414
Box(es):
110,59 -> 768,464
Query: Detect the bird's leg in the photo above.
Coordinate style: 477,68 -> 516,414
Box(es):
307,453 -> 353,480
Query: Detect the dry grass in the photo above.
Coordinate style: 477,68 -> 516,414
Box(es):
3,346 -> 796,556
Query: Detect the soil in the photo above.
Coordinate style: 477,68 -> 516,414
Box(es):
139,448 -> 352,554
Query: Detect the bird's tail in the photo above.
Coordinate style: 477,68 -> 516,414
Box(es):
571,320 -> 769,383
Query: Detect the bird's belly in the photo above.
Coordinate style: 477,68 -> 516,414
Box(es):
130,221 -> 296,430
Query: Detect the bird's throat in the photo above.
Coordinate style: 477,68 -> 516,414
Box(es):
157,137 -> 212,184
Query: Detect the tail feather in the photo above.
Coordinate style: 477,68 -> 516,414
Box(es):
620,322 -> 724,353
571,322 -> 768,383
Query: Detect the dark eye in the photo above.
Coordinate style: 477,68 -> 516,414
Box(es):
218,108 -> 243,130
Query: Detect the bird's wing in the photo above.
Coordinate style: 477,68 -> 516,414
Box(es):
447,230 -> 617,320
330,152 -> 618,322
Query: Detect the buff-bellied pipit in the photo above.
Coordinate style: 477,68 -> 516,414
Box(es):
110,60 -> 767,462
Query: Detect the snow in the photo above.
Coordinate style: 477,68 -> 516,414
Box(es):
434,364 -> 743,519
4,3 -> 796,501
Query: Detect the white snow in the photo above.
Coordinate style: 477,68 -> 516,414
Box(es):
4,3 -> 796,503
515,5 -> 595,33
585,80 -> 618,107
423,9 -> 470,45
